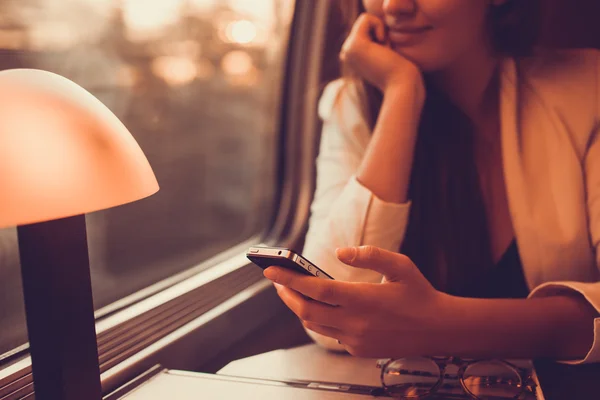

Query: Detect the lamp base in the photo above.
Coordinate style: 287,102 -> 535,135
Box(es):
18,214 -> 102,400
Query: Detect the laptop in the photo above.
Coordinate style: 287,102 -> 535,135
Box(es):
119,369 -> 383,399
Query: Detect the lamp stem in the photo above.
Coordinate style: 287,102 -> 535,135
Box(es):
17,214 -> 102,400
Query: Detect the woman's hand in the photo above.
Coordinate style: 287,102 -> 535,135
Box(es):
343,14 -> 425,204
264,246 -> 449,358
267,247 -> 599,360
341,13 -> 424,101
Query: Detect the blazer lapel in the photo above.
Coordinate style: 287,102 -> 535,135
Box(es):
500,58 -> 596,289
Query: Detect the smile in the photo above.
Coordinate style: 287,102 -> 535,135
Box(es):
387,26 -> 432,44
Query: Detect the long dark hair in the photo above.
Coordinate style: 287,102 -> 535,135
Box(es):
336,0 -> 541,294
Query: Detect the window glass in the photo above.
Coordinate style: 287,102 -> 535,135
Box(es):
0,228 -> 26,358
0,0 -> 294,357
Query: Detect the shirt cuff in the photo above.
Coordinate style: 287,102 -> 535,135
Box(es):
528,281 -> 600,364
352,177 -> 411,251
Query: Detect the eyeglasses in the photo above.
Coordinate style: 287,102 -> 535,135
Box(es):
372,357 -> 537,399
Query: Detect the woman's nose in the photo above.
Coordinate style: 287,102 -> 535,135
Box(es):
382,0 -> 417,15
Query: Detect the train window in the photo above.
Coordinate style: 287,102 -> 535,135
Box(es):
0,0 -> 294,358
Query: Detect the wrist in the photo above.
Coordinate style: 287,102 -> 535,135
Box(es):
383,78 -> 426,113
429,292 -> 459,333
426,293 -> 486,356
426,294 -> 595,359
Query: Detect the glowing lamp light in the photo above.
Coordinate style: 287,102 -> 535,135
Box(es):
0,69 -> 159,400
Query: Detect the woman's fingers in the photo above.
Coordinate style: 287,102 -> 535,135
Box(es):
274,285 -> 363,330
265,267 -> 356,306
302,321 -> 349,343
340,12 -> 422,92
336,246 -> 415,282
341,13 -> 386,63
352,13 -> 386,43
302,321 -> 381,358
274,285 -> 340,325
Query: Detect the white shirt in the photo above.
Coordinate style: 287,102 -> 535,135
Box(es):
303,49 -> 600,364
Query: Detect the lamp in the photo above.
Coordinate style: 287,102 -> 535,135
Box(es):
0,69 -> 159,399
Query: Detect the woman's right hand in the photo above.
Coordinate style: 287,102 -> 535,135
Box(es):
340,13 -> 424,100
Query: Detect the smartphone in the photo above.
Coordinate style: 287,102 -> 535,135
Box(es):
246,246 -> 334,280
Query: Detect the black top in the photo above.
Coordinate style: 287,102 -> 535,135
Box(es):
460,240 -> 530,299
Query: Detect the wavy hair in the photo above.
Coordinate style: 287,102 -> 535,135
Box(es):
333,0 -> 542,293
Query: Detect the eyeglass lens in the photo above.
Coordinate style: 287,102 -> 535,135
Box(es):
382,358 -> 441,397
463,360 -> 522,399
383,358 -> 523,399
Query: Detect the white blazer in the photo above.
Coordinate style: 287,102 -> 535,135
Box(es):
303,49 -> 600,363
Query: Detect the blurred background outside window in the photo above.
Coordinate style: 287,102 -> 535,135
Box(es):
0,0 -> 294,358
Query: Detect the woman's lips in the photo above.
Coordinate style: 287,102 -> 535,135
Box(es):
387,26 -> 432,45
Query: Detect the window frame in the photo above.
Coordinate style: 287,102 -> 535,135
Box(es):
0,0 -> 331,397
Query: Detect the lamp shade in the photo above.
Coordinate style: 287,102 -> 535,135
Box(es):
0,69 -> 159,228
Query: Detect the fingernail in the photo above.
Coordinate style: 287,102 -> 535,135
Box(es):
336,247 -> 356,263
264,267 -> 277,281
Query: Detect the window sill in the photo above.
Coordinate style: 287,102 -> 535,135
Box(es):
0,247 -> 285,397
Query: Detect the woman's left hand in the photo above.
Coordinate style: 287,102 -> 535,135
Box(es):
264,246 -> 451,358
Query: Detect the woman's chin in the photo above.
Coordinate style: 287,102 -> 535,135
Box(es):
391,45 -> 448,73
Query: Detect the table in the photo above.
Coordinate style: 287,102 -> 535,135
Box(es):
218,344 -> 600,399
119,369 -> 373,399
117,344 -> 600,399
218,345 -> 544,399
218,345 -> 381,387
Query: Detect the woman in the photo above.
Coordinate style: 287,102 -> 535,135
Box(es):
264,0 -> 600,362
